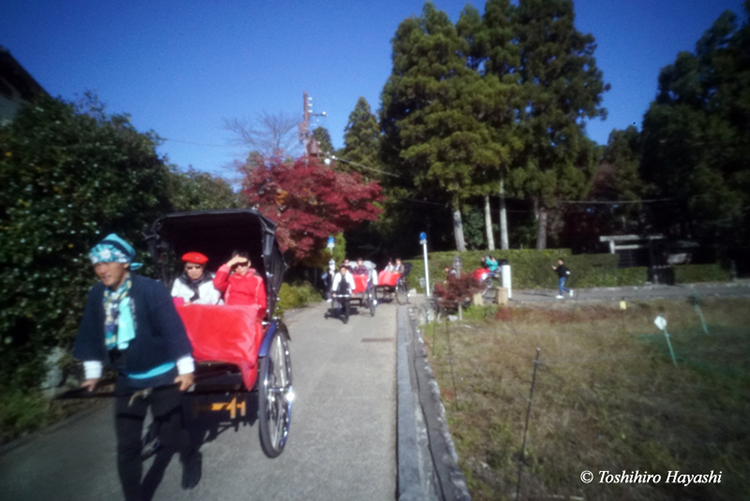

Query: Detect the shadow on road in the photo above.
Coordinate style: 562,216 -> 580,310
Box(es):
139,392 -> 260,499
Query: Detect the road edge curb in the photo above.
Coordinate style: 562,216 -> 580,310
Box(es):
397,305 -> 471,501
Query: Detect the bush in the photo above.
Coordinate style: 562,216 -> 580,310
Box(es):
0,388 -> 47,444
407,249 -> 572,292
406,249 -> 655,291
276,281 -> 322,316
673,263 -> 731,284
0,94 -> 174,390
433,275 -> 483,304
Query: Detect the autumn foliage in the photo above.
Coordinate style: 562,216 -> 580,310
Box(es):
433,274 -> 482,304
241,156 -> 383,262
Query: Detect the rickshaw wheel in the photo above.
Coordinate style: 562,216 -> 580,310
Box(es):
258,330 -> 293,458
395,280 -> 408,305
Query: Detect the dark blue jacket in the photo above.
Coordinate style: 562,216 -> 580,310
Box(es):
73,273 -> 192,374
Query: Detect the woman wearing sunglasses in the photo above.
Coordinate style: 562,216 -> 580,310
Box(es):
213,250 -> 267,312
171,252 -> 222,305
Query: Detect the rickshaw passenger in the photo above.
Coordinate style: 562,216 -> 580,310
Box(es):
331,263 -> 356,324
73,234 -> 201,499
384,259 -> 395,273
393,258 -> 405,274
171,252 -> 222,305
352,258 -> 369,276
485,256 -> 499,275
213,250 -> 267,312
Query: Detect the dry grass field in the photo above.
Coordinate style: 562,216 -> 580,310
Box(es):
423,298 -> 750,501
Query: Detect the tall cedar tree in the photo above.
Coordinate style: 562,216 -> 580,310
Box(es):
380,2 -> 505,252
459,1 -> 524,250
241,156 -> 383,264
640,5 -> 750,262
511,0 -> 608,249
342,97 -> 382,177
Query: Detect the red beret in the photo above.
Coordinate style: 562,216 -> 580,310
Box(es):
181,252 -> 209,264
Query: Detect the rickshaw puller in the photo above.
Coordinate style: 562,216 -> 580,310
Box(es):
73,234 -> 201,500
331,263 -> 356,324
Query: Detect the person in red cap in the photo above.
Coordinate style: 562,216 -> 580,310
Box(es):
171,252 -> 222,305
213,250 -> 267,312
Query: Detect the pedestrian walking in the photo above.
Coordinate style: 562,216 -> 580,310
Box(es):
552,258 -> 573,299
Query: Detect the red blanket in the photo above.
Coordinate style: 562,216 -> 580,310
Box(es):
352,274 -> 368,293
473,268 -> 490,281
377,271 -> 401,287
177,304 -> 263,391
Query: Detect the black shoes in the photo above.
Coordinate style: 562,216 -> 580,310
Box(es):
181,451 -> 202,490
343,317 -> 348,324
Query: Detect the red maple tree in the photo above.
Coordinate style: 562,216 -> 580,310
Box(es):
241,156 -> 384,262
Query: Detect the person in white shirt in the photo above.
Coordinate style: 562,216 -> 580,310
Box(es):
331,264 -> 356,324
171,252 -> 222,305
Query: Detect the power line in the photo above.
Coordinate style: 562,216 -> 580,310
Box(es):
162,137 -> 232,148
328,155 -> 402,178
558,198 -> 674,205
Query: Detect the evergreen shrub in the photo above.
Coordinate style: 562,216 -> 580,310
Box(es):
673,264 -> 730,284
406,249 -> 652,291
276,281 -> 322,316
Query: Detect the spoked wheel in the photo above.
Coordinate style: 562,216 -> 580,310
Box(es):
258,330 -> 293,458
481,278 -> 496,300
395,279 -> 408,305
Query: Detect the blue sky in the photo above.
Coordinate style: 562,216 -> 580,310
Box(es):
1,0 -> 746,178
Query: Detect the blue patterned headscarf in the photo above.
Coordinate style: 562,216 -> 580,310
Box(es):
89,233 -> 143,271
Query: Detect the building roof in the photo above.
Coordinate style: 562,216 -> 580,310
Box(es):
0,46 -> 47,102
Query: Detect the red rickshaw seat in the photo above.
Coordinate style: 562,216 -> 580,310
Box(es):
352,274 -> 368,293
177,304 -> 263,390
378,271 -> 401,287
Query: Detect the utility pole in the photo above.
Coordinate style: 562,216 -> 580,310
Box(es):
298,91 -> 326,158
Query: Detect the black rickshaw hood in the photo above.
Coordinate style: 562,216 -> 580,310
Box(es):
146,209 -> 287,318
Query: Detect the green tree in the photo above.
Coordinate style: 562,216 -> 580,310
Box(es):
311,126 -> 333,157
460,1 -> 524,250
380,2 -> 506,252
509,0 -> 609,249
341,97 -> 382,176
641,5 -> 750,262
0,94 -> 173,389
167,167 -> 242,211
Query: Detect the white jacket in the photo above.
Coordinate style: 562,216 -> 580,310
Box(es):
171,273 -> 222,305
331,272 -> 357,297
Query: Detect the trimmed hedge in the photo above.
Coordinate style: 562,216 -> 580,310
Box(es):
405,249 -> 651,292
673,264 -> 731,284
406,250 -> 730,291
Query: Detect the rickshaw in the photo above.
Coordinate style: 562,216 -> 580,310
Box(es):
352,271 -> 377,317
147,209 -> 293,458
375,262 -> 412,305
60,209 -> 294,459
325,270 -> 376,319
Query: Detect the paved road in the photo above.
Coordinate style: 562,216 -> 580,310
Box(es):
510,281 -> 750,304
0,301 -> 398,501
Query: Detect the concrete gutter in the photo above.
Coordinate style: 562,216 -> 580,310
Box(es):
397,305 -> 471,501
